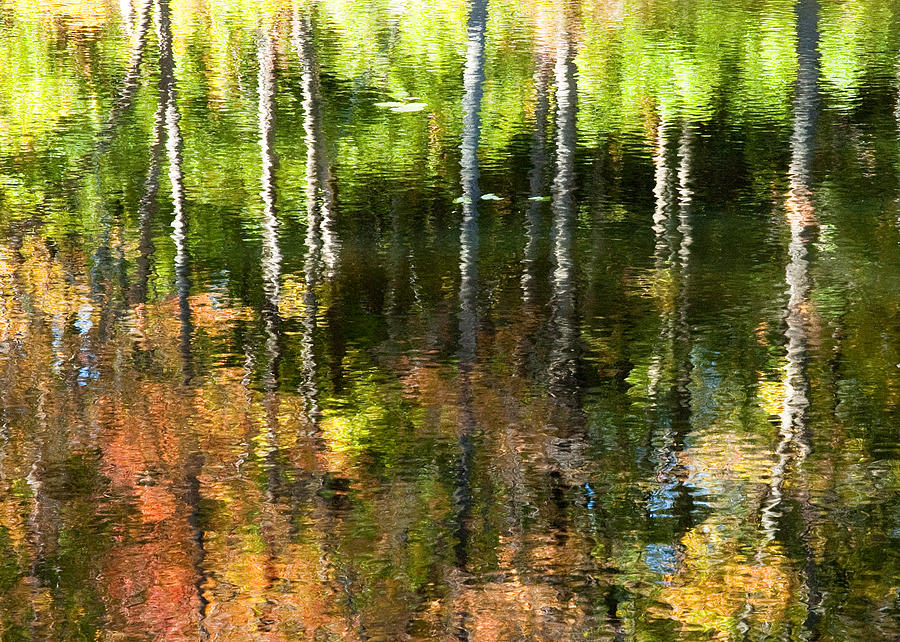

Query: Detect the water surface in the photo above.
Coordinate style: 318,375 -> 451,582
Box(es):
0,0 -> 898,639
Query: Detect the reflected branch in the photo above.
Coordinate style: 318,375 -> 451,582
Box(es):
100,0 -> 155,148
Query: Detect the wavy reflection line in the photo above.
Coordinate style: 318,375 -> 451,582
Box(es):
548,28 -> 578,404
292,7 -> 326,429
546,26 -> 597,614
458,0 -> 486,371
646,121 -> 696,535
293,9 -> 339,281
760,0 -> 820,542
130,47 -> 170,307
157,1 -> 208,636
521,52 -> 552,307
100,0 -> 154,147
791,3 -> 822,634
255,33 -> 293,624
257,29 -> 283,499
673,126 -> 694,418
758,0 -> 821,635
292,13 -> 359,632
451,10 -> 487,633
157,0 -> 192,384
120,0 -> 134,36
648,118 -> 674,398
258,29 -> 281,356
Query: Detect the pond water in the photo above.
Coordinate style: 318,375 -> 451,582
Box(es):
0,0 -> 899,639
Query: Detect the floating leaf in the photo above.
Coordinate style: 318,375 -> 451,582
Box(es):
453,196 -> 471,204
374,101 -> 406,108
390,103 -> 427,113
480,193 -> 503,200
527,195 -> 551,202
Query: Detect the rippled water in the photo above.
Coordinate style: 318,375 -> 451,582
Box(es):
0,0 -> 899,639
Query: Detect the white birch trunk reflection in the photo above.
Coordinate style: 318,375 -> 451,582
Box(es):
120,0 -> 134,37
257,29 -> 283,501
547,21 -> 584,476
646,121 -> 696,534
521,52 -> 552,307
291,12 -> 358,632
292,7 -> 335,428
452,0 -> 487,574
758,0 -> 821,634
445,3 -> 487,636
254,34 -> 297,631
130,46 -> 170,307
761,0 -> 819,541
156,0 -> 191,383
294,10 -> 339,280
648,118 -> 673,398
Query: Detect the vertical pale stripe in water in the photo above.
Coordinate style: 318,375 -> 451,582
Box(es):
292,8 -> 360,634
157,1 -> 209,635
548,24 -> 577,399
130,74 -> 167,306
257,27 -> 283,501
293,6 -> 326,427
648,118 -> 673,399
789,0 -> 822,630
157,0 -> 191,382
255,30 -> 291,625
672,125 -> 694,447
762,0 -> 820,541
294,9 -> 339,280
521,52 -> 552,306
671,125 -> 695,527
758,0 -> 821,633
449,3 -> 487,635
258,29 -> 281,397
548,16 -> 585,483
458,0 -> 486,370
645,120 -> 693,522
